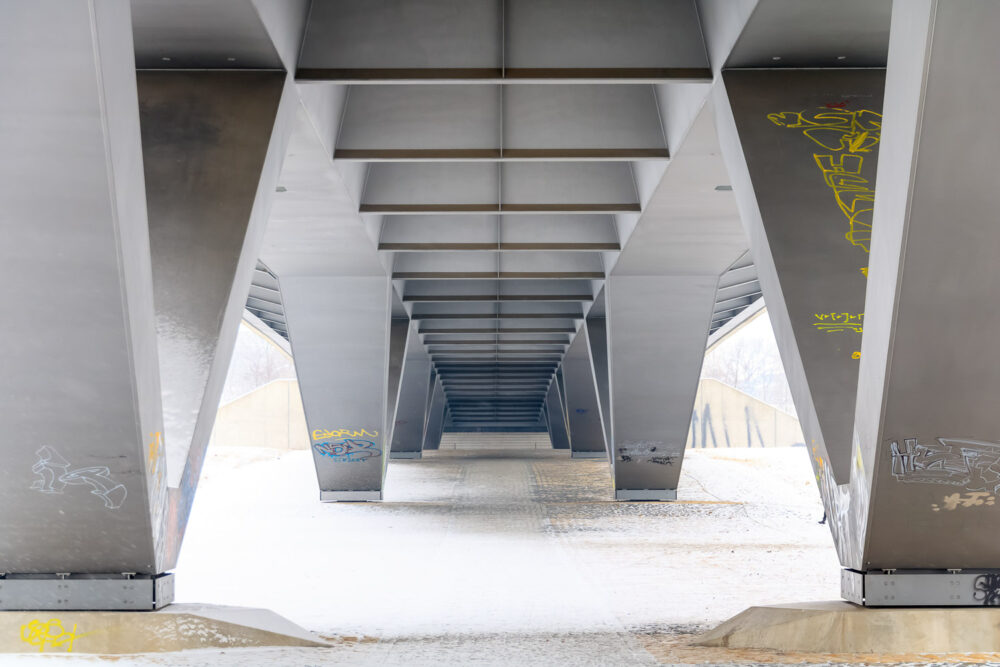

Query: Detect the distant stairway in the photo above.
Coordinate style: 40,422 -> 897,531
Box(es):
439,432 -> 552,450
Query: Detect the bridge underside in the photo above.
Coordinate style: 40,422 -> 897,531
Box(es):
4,0 -> 1000,615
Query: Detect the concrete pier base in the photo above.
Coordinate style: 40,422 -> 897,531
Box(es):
697,601 -> 1000,654
1,604 -> 327,654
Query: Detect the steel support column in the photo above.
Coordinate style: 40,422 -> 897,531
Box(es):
604,276 -> 718,501
843,0 -> 1000,601
390,321 -> 433,459
0,0 -> 169,606
282,277 -> 393,501
544,383 -> 571,450
561,327 -> 608,459
422,375 -> 447,451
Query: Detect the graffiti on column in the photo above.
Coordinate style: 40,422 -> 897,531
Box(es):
617,441 -> 676,465
890,437 -> 1000,495
769,106 -> 881,361
311,428 -> 382,463
767,107 -> 881,258
29,446 -> 127,510
974,574 -> 1000,606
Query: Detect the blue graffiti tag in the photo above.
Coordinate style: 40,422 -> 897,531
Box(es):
312,438 -> 382,463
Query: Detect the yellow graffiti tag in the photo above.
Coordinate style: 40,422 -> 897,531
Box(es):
20,619 -> 88,653
312,428 -> 379,441
768,108 -> 882,254
813,312 -> 863,333
932,491 -> 996,512
147,431 -> 162,476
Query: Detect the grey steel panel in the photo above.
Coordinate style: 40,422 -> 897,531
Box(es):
842,570 -> 1000,607
320,491 -> 381,502
572,452 -> 606,460
139,71 -> 288,567
0,574 -> 174,611
725,0 -> 891,69
132,0 -> 283,69
298,0 -> 501,72
723,68 -> 884,486
505,0 -> 709,71
615,489 -> 677,501
0,0 -> 162,574
390,452 -> 422,460
718,68 -> 885,568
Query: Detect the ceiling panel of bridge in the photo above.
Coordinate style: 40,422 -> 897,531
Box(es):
725,0 -> 891,68
255,0 -> 762,429
131,0 -> 282,69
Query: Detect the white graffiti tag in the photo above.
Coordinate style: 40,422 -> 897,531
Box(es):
31,446 -> 127,510
890,437 -> 1000,495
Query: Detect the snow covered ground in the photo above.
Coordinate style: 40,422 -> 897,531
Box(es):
9,446 -> 867,665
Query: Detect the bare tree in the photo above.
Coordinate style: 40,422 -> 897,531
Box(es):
701,312 -> 796,415
220,323 -> 296,404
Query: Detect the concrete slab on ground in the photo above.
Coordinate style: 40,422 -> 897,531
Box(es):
698,600 -> 1000,654
1,604 -> 327,654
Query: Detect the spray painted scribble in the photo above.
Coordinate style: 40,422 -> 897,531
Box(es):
617,441 -> 676,466
312,428 -> 378,441
890,437 -> 1000,494
312,438 -> 382,462
974,574 -> 1000,606
30,446 -> 127,510
932,491 -> 996,512
767,107 -> 881,254
813,312 -> 863,333
20,619 -> 88,653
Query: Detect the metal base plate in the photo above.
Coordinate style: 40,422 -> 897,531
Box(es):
571,451 -> 606,459
389,451 -> 422,459
0,573 -> 174,611
615,488 -> 677,501
842,568 -> 1000,606
319,490 -> 381,502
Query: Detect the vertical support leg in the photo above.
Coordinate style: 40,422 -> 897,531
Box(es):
422,375 -> 447,451
0,0 -> 169,599
604,276 -> 718,501
390,322 -> 432,459
384,317 -> 410,449
282,276 -> 393,501
545,383 -> 571,450
852,0 -> 1000,576
562,328 -> 607,459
